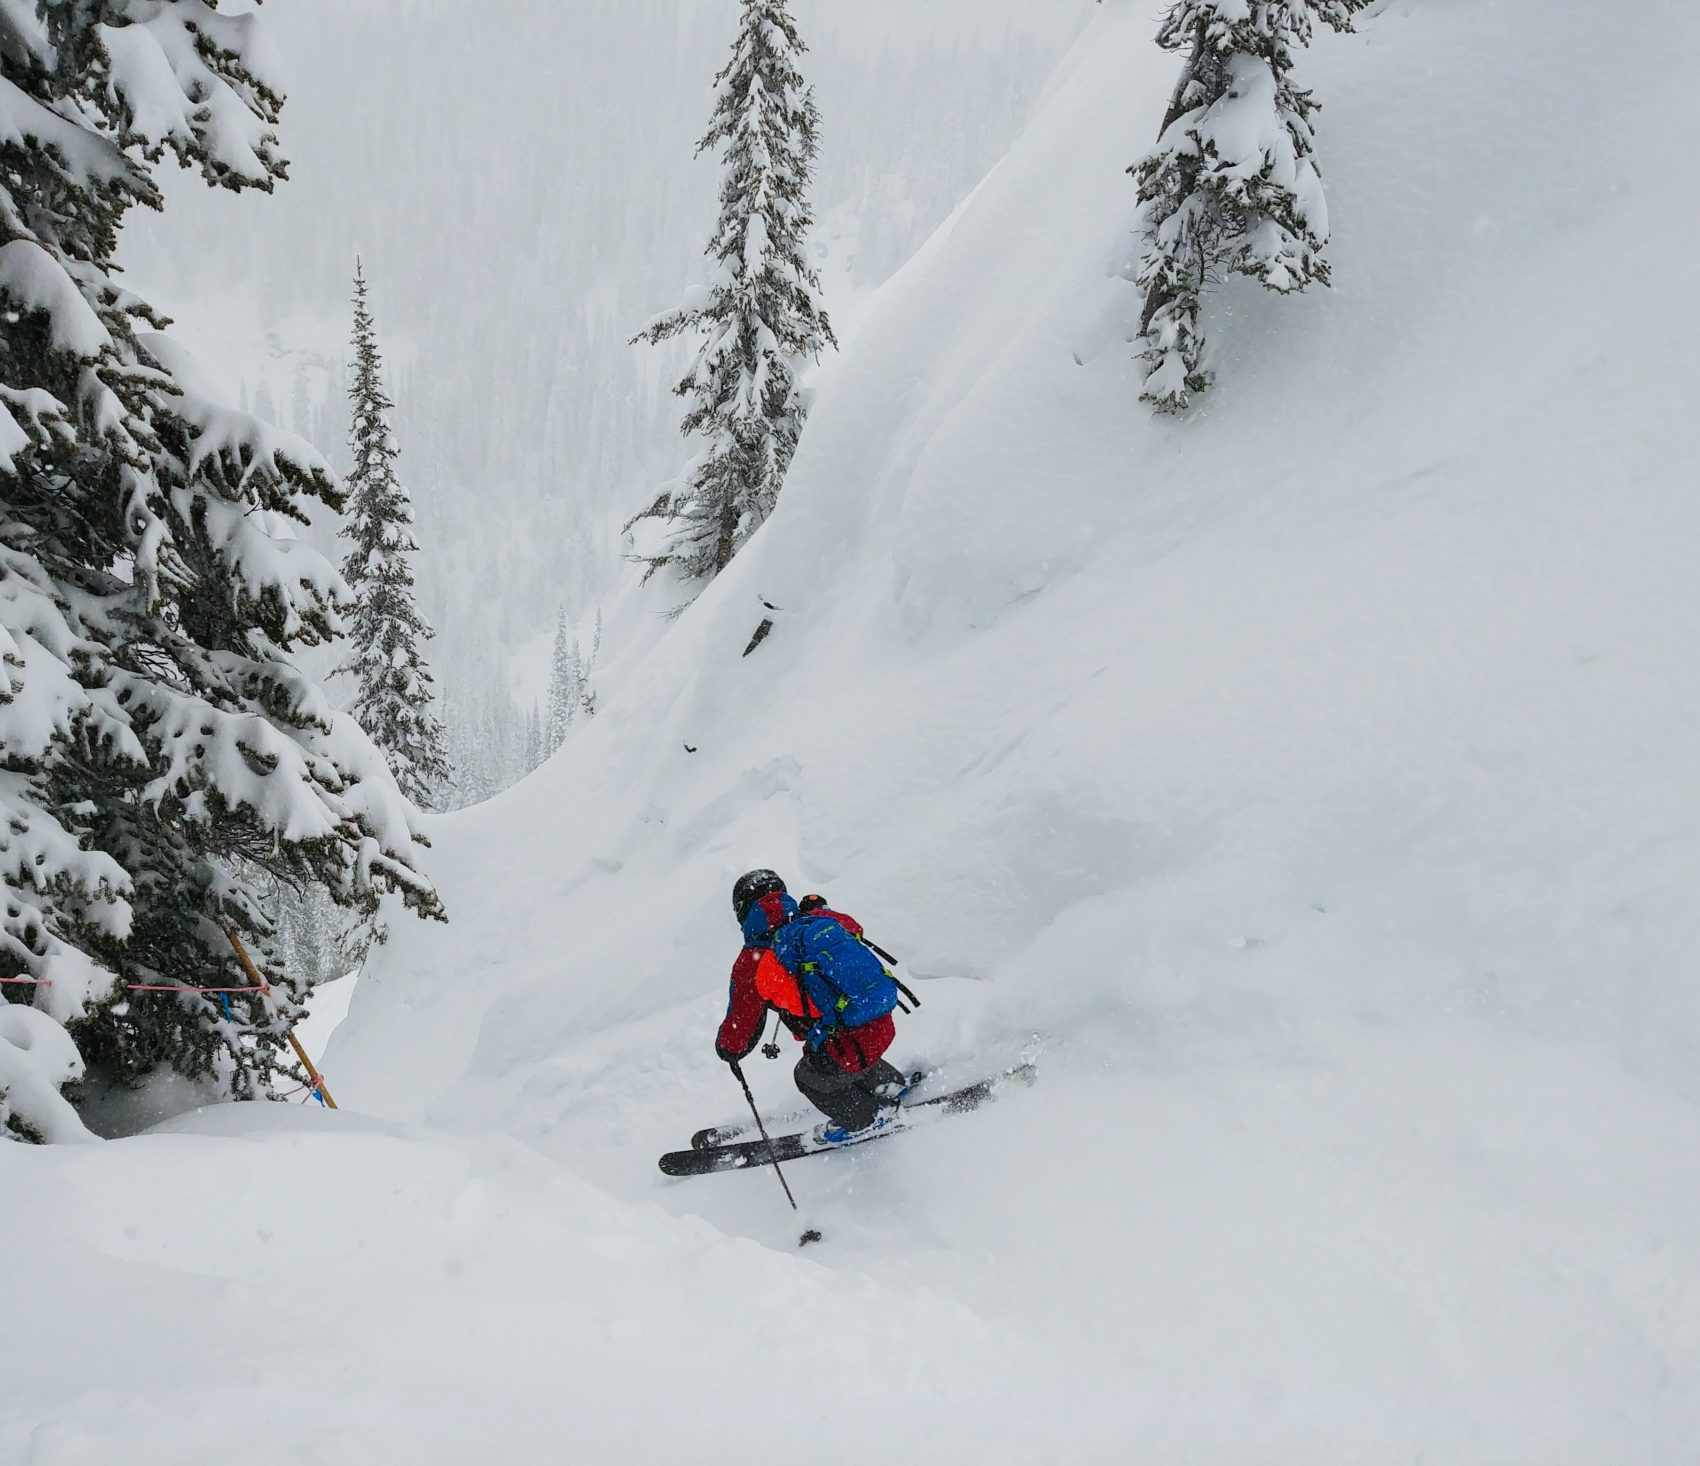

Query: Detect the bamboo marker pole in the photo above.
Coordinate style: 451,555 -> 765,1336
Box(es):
224,927 -> 338,1110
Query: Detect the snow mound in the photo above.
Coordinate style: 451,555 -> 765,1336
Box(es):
290,971 -> 357,1065
3,1105 -> 1110,1464
0,1005 -> 90,1144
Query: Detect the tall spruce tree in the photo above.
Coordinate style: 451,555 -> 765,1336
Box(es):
437,671 -> 541,809
631,0 -> 835,582
338,263 -> 450,810
546,608 -> 579,753
525,702 -> 544,773
1131,0 -> 1368,412
579,611 -> 601,720
0,1 -> 442,1140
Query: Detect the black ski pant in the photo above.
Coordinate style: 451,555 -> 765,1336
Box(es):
795,1045 -> 906,1132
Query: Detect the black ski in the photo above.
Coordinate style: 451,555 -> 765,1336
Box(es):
659,1063 -> 1035,1178
690,1067 -> 932,1150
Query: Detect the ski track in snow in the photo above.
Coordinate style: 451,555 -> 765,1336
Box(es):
7,1 -> 1700,1462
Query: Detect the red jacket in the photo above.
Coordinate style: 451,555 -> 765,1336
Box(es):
715,902 -> 895,1074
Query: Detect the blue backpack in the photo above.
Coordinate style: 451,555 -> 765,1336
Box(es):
772,914 -> 900,1046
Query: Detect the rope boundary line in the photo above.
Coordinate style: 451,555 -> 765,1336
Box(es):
0,976 -> 270,995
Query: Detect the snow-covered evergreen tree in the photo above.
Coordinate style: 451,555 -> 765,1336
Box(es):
253,376 -> 279,426
1131,0 -> 1368,412
442,694 -> 493,808
631,0 -> 836,581
338,263 -> 450,810
579,612 -> 601,720
438,668 -> 557,807
0,1 -> 443,1140
482,687 -> 522,785
546,608 -> 580,753
290,364 -> 319,448
525,702 -> 544,772
276,883 -> 337,990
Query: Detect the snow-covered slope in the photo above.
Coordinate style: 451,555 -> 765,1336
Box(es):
7,2 -> 1698,1461
339,0 -> 1700,1447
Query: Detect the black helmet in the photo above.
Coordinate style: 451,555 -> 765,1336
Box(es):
733,869 -> 786,924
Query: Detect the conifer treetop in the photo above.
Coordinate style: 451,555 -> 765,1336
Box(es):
338,261 -> 450,812
631,0 -> 835,582
546,607 -> 580,754
1131,0 -> 1369,412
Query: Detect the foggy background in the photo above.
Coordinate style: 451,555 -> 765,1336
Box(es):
122,0 -> 1098,779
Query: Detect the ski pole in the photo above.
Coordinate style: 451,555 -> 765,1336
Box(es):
729,1059 -> 797,1210
862,936 -> 921,1012
728,1060 -> 821,1245
863,937 -> 900,967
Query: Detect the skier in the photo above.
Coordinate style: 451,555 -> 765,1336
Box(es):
716,870 -> 908,1143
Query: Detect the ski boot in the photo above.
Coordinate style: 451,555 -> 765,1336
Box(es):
813,1113 -> 892,1147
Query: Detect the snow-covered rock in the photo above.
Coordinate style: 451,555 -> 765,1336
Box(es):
0,1006 -> 91,1144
